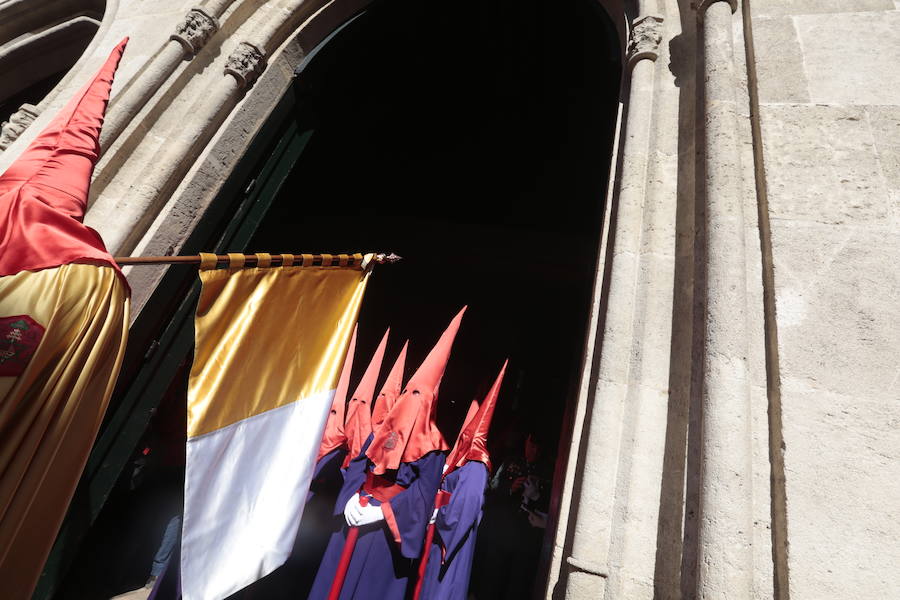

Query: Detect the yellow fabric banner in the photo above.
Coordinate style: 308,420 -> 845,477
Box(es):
183,259 -> 370,600
0,264 -> 130,600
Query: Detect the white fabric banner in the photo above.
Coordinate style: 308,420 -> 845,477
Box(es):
182,389 -> 333,600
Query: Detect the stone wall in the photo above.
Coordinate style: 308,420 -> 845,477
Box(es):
749,1 -> 900,597
549,0 -> 899,598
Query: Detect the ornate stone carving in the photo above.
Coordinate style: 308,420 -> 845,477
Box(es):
627,15 -> 664,68
0,104 -> 40,151
170,8 -> 219,57
224,42 -> 267,89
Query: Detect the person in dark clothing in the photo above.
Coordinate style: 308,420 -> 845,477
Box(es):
470,431 -> 552,599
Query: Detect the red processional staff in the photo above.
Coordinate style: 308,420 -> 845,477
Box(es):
327,308 -> 465,600
342,328 -> 389,468
0,40 -> 130,598
412,360 -> 507,600
328,337 -> 406,594
329,328 -> 388,597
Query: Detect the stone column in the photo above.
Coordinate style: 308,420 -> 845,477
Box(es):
563,13 -> 663,600
695,0 -> 753,597
100,2 -> 236,151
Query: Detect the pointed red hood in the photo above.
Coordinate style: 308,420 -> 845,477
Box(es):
316,324 -> 357,461
371,340 -> 407,431
444,359 -> 507,476
343,328 -> 389,468
443,397 -> 480,470
366,307 -> 466,474
0,39 -> 128,279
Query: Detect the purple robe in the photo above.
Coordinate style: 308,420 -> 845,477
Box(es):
419,462 -> 488,600
307,437 -> 445,600
309,447 -> 348,501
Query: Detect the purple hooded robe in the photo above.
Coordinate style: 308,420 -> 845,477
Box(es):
307,436 -> 445,600
418,461 -> 488,600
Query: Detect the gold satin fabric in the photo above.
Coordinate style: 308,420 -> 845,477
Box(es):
189,261 -> 370,438
0,264 -> 130,600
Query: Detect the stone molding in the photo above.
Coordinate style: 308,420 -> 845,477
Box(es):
170,8 -> 220,57
627,15 -> 664,68
0,103 -> 39,151
224,42 -> 267,89
697,0 -> 738,13
562,6 -> 664,597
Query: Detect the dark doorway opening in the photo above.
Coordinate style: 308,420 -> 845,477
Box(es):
262,0 -> 621,437
247,0 -> 621,598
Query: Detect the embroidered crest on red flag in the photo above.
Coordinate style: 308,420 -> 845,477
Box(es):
0,315 -> 45,376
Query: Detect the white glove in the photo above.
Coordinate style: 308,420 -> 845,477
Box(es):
344,493 -> 385,527
429,507 -> 439,525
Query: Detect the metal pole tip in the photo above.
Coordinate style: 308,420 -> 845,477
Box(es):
375,253 -> 403,264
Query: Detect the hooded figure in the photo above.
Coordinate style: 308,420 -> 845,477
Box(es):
370,340 -> 407,432
308,308 -> 465,600
342,329 -> 389,468
417,360 -> 507,600
0,40 -> 131,599
311,324 -> 358,498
